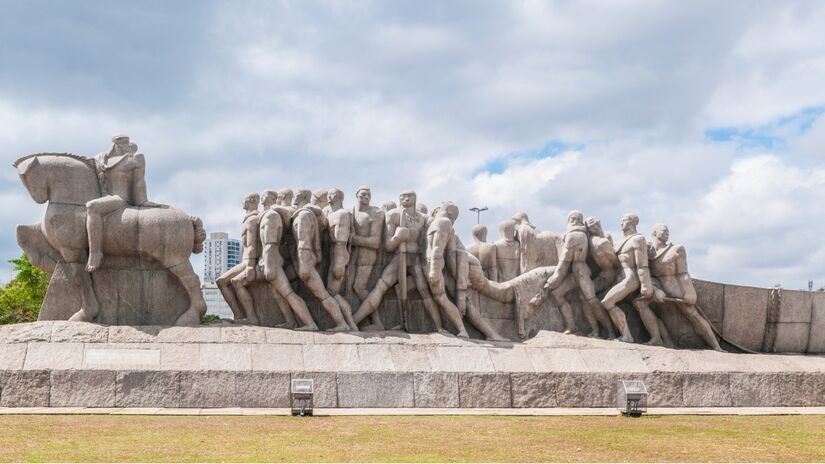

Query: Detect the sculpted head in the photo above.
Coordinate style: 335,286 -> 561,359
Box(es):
14,156 -> 48,204
567,210 -> 584,228
311,189 -> 328,208
243,192 -> 260,211
512,212 -> 528,224
327,188 -> 344,207
294,189 -> 311,208
498,220 -> 516,242
111,134 -> 130,154
472,224 -> 488,242
277,188 -> 293,206
620,213 -> 640,233
585,216 -> 604,237
381,200 -> 397,212
261,189 -> 278,208
399,190 -> 416,208
435,202 -> 459,224
355,186 -> 371,207
416,203 -> 428,215
652,223 -> 669,243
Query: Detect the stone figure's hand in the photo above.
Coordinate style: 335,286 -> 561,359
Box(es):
652,287 -> 667,304
139,200 -> 162,208
393,227 -> 410,241
457,292 -> 467,316
428,269 -> 442,288
640,283 -> 653,299
529,292 -> 544,308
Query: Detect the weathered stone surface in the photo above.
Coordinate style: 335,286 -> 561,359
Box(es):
116,371 -> 180,407
427,346 -> 494,372
0,322 -> 52,343
108,326 -> 159,343
722,284 -> 768,352
413,372 -> 459,408
489,347 -> 535,372
157,326 -> 220,343
235,372 -> 290,407
527,348 -> 588,372
337,372 -> 414,407
357,345 -> 395,371
302,344 -> 359,371
779,290 -> 813,323
251,344 -> 303,371
198,344 -> 253,371
221,326 -> 267,344
458,373 -> 511,408
290,372 -> 337,407
770,322 -> 810,353
640,372 -> 684,407
160,343 -> 199,370
265,328 -> 315,345
389,345 -> 431,371
50,322 -> 108,343
0,344 -> 27,370
179,371 -> 237,408
693,279 -> 724,328
580,349 -> 650,373
681,373 -> 731,407
809,292 -> 825,353
730,372 -> 825,407
554,373 -> 615,407
83,346 -> 161,370
0,370 -> 50,406
24,342 -> 83,370
51,370 -> 116,407
510,373 -> 557,408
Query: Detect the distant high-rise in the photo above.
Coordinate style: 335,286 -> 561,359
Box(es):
202,232 -> 241,283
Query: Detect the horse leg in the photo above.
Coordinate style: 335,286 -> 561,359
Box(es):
168,260 -> 207,326
66,261 -> 100,322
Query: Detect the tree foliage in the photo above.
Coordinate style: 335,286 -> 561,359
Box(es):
0,254 -> 51,324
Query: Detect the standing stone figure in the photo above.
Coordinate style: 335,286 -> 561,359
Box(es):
217,192 -> 262,325
585,216 -> 618,294
636,224 -> 723,351
352,190 -> 443,331
258,190 -> 318,331
291,202 -> 354,331
494,220 -> 520,282
349,186 -> 387,330
86,134 -> 157,272
325,188 -> 353,295
601,213 -> 651,343
426,202 -> 506,341
380,200 -> 397,212
467,224 -> 498,281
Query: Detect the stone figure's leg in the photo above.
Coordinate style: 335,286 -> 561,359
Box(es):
231,272 -> 259,325
468,260 -> 515,302
272,268 -> 318,330
549,287 -> 577,334
574,263 -> 615,338
327,243 -> 349,295
632,298 -> 664,346
412,264 -> 456,335
297,251 -> 349,331
217,264 -> 245,321
680,303 -> 723,351
601,273 -> 638,343
85,195 -> 127,272
353,263 -> 385,330
270,289 -> 296,329
353,256 -> 399,325
165,260 -> 208,326
465,296 -> 507,341
66,260 -> 100,322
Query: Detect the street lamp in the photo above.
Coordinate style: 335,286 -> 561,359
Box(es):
469,206 -> 488,224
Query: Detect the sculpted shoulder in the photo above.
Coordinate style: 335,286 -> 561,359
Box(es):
429,216 -> 453,233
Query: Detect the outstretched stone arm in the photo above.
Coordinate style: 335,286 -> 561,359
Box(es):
131,153 -> 149,206
675,245 -> 697,304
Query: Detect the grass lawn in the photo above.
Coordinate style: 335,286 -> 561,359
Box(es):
1,414 -> 823,462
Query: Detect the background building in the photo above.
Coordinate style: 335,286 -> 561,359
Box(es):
202,282 -> 233,319
202,232 -> 240,283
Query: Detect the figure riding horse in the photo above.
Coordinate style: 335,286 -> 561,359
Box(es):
13,150 -> 207,326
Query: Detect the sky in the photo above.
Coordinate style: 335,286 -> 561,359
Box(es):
1,0 -> 825,289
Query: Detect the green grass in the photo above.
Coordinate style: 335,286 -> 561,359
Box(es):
1,414 -> 823,462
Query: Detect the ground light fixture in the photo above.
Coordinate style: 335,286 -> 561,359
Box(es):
616,380 -> 648,417
290,378 -> 314,416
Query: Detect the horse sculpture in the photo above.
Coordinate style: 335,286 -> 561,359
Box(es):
13,153 -> 207,326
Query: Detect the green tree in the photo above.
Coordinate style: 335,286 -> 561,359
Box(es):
0,254 -> 51,324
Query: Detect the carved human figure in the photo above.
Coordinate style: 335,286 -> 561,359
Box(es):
258,190 -> 318,331
325,188 -> 353,295
416,203 -> 428,216
426,202 -> 506,341
467,224 -> 498,281
584,216 -> 617,293
380,200 -> 397,212
494,220 -> 520,282
291,202 -> 354,331
217,192 -> 261,325
311,188 -> 329,210
349,186 -> 387,330
352,190 -> 444,332
86,134 -> 157,272
529,211 -> 614,337
277,188 -> 294,208
636,224 -> 723,351
294,189 -> 311,209
601,213 -> 650,343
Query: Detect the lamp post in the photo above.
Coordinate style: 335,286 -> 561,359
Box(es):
469,206 -> 488,224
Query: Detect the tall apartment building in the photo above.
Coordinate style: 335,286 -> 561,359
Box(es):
202,232 -> 241,283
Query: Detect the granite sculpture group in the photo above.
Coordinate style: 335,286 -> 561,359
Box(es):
13,135 -> 728,351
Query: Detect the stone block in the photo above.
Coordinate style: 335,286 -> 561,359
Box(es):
555,373 -> 615,407
0,322 -> 52,343
807,292 -> 825,353
640,372 -> 684,407
413,372 -> 459,408
730,372 -> 825,407
314,332 -> 368,344
489,347 -> 535,372
0,344 -> 27,370
0,370 -> 50,407
50,322 -> 108,343
779,290 -> 813,323
221,326 -> 267,344
198,344 -> 252,371
235,372 -> 290,407
302,344 -> 359,371
458,373 -> 511,408
290,372 -> 337,407
770,323 -> 810,353
160,343 -> 199,370
24,342 -> 83,370
51,370 -> 116,407
108,326 -> 159,343
693,279 -> 724,328
179,371 -> 237,408
526,348 -> 588,372
427,346 -> 494,372
510,373 -> 557,408
251,344 -> 304,371
389,345 -> 431,372
264,328 -> 315,345
681,373 -> 731,407
116,371 -> 180,407
580,349 -> 649,373
722,284 -> 768,352
156,326 -> 220,343
84,346 -> 161,370
357,345 -> 395,371
337,372 -> 414,407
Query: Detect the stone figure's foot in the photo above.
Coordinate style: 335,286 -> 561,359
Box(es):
645,337 -> 665,347
616,334 -> 634,343
586,331 -> 600,338
361,323 -> 385,332
85,251 -> 103,273
275,322 -> 296,329
68,308 -> 94,323
487,334 -> 508,342
173,307 -> 201,327
328,324 -> 351,332
437,329 -> 453,336
388,324 -> 404,331
295,324 -> 319,331
456,330 -> 470,338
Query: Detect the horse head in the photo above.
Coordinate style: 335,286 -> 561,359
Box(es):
14,155 -> 48,204
13,153 -> 100,205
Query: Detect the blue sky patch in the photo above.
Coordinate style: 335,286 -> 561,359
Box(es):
475,140 -> 580,175
705,106 -> 825,152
